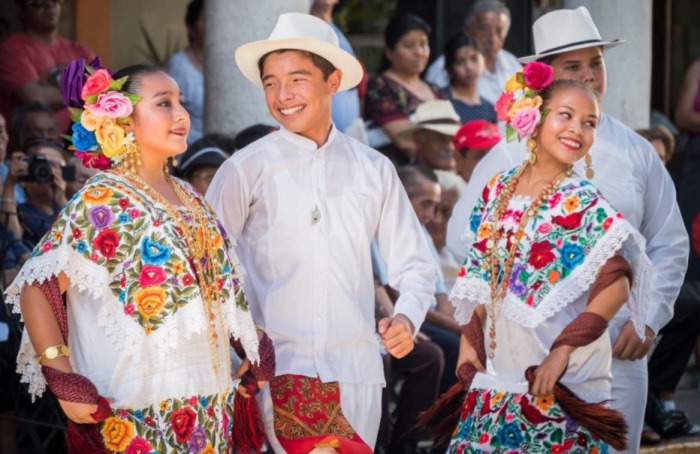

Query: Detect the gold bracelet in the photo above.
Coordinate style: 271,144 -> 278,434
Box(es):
35,344 -> 71,365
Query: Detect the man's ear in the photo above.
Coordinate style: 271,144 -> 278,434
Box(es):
328,69 -> 342,95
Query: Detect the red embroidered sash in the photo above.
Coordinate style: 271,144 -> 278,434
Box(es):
270,374 -> 372,453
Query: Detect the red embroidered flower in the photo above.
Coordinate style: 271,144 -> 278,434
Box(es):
479,433 -> 490,444
189,396 -> 198,407
120,276 -> 126,288
218,278 -> 225,290
154,219 -> 162,227
129,208 -> 140,219
526,294 -> 535,306
124,436 -> 151,454
118,198 -> 129,210
481,185 -> 490,205
458,267 -> 466,278
528,241 -> 554,269
171,407 -> 197,443
473,238 -> 488,253
207,405 -> 215,418
42,242 -> 53,252
72,228 -> 83,239
144,416 -> 154,427
603,217 -> 613,231
138,265 -> 166,287
182,274 -> 194,286
124,303 -> 134,315
91,252 -> 99,262
551,440 -> 574,453
93,229 -> 119,258
548,192 -> 562,208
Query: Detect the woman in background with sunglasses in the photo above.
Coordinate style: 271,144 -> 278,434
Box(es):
0,0 -> 96,136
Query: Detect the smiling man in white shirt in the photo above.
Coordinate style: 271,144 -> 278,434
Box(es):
206,13 -> 435,453
446,7 -> 689,453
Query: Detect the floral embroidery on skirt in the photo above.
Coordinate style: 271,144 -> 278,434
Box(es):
99,390 -> 235,453
449,387 -> 607,454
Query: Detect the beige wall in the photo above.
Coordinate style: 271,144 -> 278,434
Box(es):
109,0 -> 190,70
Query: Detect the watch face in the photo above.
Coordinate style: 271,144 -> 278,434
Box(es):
46,346 -> 59,359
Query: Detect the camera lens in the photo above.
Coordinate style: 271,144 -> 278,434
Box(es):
29,156 -> 54,184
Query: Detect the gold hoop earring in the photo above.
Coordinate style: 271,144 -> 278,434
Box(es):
122,131 -> 141,173
527,138 -> 537,165
584,153 -> 594,179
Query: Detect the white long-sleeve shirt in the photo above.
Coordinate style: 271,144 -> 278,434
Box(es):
206,126 -> 436,385
447,113 -> 688,337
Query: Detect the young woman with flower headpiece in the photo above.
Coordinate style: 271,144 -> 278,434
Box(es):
420,63 -> 654,452
5,59 -> 274,453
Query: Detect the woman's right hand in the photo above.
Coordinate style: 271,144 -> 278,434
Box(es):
58,399 -> 99,424
456,342 -> 485,375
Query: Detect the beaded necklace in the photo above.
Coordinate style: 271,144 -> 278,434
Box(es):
485,160 -> 572,359
111,166 -> 231,391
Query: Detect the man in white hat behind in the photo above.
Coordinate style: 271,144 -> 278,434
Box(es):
402,99 -> 462,171
206,12 -> 436,453
446,7 -> 689,452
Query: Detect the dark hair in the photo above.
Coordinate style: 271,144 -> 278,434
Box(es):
257,49 -> 336,80
398,164 -> 438,198
111,65 -> 165,94
234,124 -> 276,150
378,13 -> 431,73
637,125 -> 675,161
185,0 -> 204,28
10,101 -> 56,150
444,33 -> 481,78
538,79 -> 597,108
176,132 -> 234,178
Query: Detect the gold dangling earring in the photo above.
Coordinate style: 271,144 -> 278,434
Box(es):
584,153 -> 594,179
122,131 -> 141,173
527,138 -> 537,165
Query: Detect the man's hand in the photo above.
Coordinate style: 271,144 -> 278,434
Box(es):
456,341 -> 485,376
612,320 -> 655,361
232,358 -> 266,398
378,314 -> 415,359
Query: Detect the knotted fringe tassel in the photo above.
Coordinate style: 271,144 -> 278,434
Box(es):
525,366 -> 628,451
232,371 -> 266,453
418,311 -> 484,446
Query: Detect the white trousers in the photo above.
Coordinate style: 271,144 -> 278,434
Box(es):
608,358 -> 647,454
259,380 -> 383,454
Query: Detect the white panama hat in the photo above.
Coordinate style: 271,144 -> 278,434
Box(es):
399,100 -> 461,140
518,6 -> 625,64
235,12 -> 363,92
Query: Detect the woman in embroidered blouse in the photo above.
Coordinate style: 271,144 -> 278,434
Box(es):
445,67 -> 653,452
7,62 -> 268,452
364,13 -> 443,166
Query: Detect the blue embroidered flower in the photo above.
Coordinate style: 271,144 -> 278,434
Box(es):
119,291 -> 126,302
560,242 -> 585,270
199,396 -> 208,408
76,241 -> 88,253
141,237 -> 171,265
71,123 -> 97,151
118,212 -> 130,224
133,409 -> 143,421
508,263 -> 527,297
470,214 -> 482,234
222,264 -> 231,274
498,422 -> 523,449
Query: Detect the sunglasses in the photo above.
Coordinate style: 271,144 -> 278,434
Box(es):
27,0 -> 63,8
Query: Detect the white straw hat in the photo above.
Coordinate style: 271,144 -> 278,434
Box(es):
518,6 -> 625,64
235,12 -> 363,92
399,100 -> 461,140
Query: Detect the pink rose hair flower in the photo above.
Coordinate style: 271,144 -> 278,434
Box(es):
81,68 -> 112,100
87,91 -> 134,118
510,107 -> 541,139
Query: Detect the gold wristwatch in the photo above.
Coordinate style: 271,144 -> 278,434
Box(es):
35,344 -> 71,365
